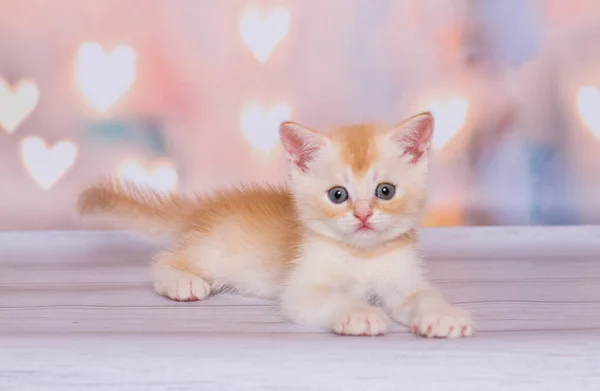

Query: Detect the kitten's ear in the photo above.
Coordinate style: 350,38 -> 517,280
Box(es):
387,112 -> 434,164
279,121 -> 327,172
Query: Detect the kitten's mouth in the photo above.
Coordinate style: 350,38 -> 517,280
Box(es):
356,224 -> 374,232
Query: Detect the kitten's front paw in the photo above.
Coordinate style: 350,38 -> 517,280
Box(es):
412,305 -> 475,339
154,272 -> 211,302
333,306 -> 390,336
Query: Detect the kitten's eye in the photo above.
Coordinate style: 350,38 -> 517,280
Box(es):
375,183 -> 396,200
327,186 -> 349,204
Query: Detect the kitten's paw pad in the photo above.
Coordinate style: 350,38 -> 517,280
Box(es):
333,307 -> 390,336
155,273 -> 211,302
412,306 -> 475,338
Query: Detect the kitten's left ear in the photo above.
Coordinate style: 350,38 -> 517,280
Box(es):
387,112 -> 434,164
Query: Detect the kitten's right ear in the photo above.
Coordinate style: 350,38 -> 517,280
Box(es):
279,121 -> 327,172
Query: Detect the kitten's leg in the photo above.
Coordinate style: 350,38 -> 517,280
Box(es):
152,251 -> 211,302
393,287 -> 475,338
377,269 -> 475,338
280,283 -> 390,336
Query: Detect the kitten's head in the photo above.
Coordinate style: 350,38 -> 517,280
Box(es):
280,113 -> 434,249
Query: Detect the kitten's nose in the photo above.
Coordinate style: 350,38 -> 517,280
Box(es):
353,201 -> 373,223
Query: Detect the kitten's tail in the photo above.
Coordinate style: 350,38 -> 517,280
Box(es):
77,179 -> 195,237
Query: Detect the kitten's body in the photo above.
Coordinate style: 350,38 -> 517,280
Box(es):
78,113 -> 475,337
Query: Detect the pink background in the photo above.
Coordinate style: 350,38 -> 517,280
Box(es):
1,0 -> 600,229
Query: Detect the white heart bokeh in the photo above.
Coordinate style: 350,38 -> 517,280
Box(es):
577,86 -> 600,139
239,8 -> 290,63
424,98 -> 469,149
20,136 -> 77,190
0,78 -> 40,134
240,103 -> 291,152
76,42 -> 136,113
117,159 -> 178,193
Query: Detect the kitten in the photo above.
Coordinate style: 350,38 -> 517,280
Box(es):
78,112 -> 475,338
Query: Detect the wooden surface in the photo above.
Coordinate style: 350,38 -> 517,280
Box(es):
1,228 -> 600,390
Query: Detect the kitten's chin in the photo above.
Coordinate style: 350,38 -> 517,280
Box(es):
349,230 -> 383,248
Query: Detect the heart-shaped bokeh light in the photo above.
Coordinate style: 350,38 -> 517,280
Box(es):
577,86 -> 600,139
424,98 -> 469,149
240,103 -> 291,152
20,136 -> 77,190
239,8 -> 290,63
76,42 -> 136,113
117,159 -> 178,193
0,78 -> 40,133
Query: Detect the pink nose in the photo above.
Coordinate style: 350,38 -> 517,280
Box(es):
353,203 -> 373,224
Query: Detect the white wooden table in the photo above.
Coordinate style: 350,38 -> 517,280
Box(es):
1,228 -> 599,390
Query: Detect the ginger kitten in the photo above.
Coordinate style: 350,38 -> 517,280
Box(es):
78,112 -> 475,338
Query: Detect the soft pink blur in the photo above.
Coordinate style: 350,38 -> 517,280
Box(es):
1,0 -> 600,229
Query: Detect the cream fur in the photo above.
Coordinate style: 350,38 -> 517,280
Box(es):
78,112 -> 475,338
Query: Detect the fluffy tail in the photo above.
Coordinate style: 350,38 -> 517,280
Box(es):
77,179 -> 195,237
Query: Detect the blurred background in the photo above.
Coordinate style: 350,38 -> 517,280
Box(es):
1,0 -> 600,230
